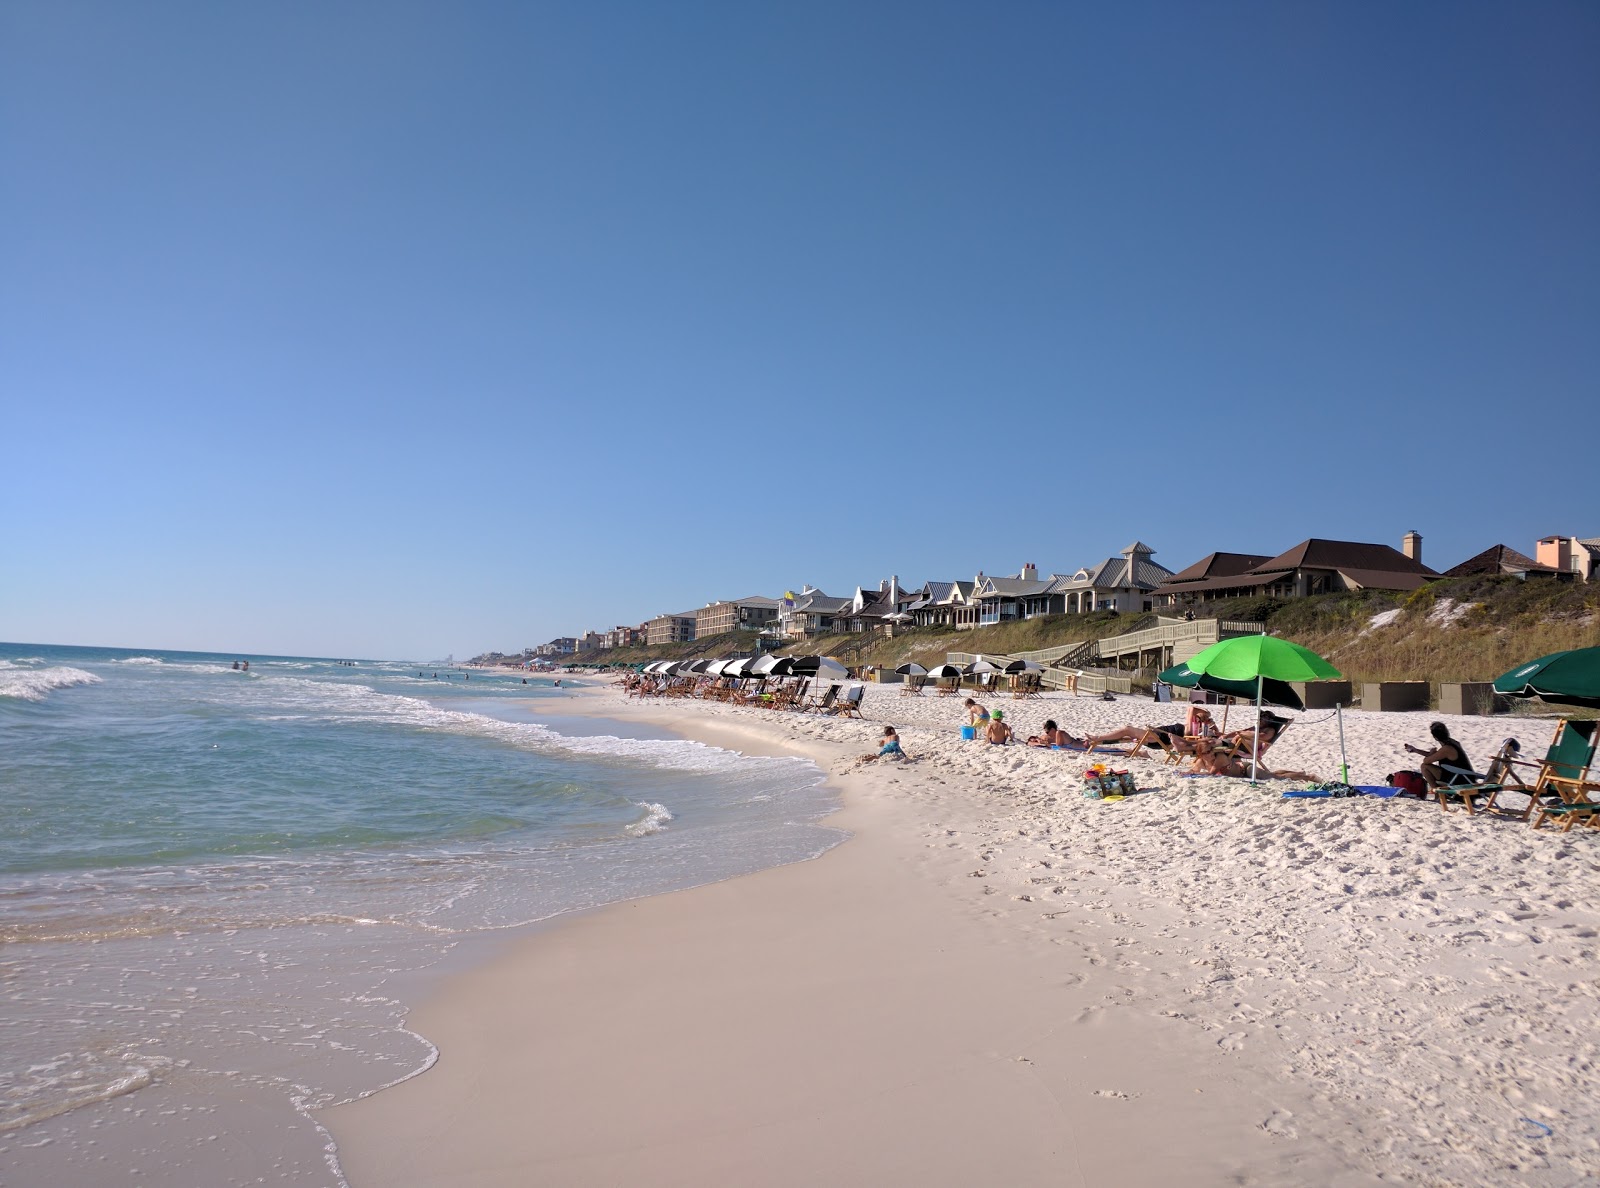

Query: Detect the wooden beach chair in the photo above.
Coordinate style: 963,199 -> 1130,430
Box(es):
935,678 -> 960,698
806,684 -> 841,713
1521,720 -> 1600,830
900,674 -> 928,698
830,685 -> 865,718
1430,739 -> 1530,815
1010,673 -> 1043,699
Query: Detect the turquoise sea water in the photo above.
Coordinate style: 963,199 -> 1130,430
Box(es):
0,643 -> 840,1185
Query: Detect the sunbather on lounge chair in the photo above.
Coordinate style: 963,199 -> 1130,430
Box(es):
1086,721 -> 1197,753
1027,720 -> 1086,748
1404,722 -> 1473,793
1187,713 -> 1316,780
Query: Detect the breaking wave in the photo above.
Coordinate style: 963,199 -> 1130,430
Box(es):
0,667 -> 102,703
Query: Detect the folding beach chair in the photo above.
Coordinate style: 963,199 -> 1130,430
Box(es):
1518,720 -> 1600,830
935,678 -> 961,698
807,684 -> 841,713
829,685 -> 865,718
900,675 -> 928,698
1429,739 -> 1529,815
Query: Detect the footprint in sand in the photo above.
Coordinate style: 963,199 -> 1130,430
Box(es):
1261,1109 -> 1298,1138
1218,1032 -> 1248,1051
1093,1088 -> 1137,1099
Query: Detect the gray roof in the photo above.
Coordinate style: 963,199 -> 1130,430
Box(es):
1056,555 -> 1174,591
921,580 -> 958,604
975,576 -> 1054,598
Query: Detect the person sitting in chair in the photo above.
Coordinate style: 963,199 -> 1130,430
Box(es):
1404,722 -> 1473,792
1189,712 -> 1317,780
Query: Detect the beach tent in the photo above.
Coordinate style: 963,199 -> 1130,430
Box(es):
1185,635 -> 1341,782
1493,647 -> 1600,709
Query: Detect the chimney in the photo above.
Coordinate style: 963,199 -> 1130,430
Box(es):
1021,562 -> 1038,581
1402,530 -> 1422,563
890,574 -> 900,605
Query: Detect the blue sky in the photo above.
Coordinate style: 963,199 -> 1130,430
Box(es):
4,2 -> 1596,659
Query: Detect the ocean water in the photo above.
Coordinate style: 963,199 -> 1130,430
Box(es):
0,643 -> 841,1185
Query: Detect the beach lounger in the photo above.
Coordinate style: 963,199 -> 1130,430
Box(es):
900,675 -> 929,697
935,678 -> 961,697
1009,673 -> 1043,699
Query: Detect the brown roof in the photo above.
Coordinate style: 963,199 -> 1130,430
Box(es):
1163,551 -> 1274,584
1149,572 -> 1277,598
1334,568 -> 1432,592
1443,545 -> 1556,578
1254,538 -> 1436,576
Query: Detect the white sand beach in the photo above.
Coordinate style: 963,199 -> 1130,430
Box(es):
322,682 -> 1600,1186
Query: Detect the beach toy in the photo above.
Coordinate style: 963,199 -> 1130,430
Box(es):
960,725 -> 976,740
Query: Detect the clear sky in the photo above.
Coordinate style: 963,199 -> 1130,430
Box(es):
4,2 -> 1596,659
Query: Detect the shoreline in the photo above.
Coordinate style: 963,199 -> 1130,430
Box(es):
325,682 -> 1574,1185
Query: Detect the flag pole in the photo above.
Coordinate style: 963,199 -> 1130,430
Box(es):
1337,703 -> 1349,784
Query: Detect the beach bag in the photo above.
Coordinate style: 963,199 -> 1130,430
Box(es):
1387,770 -> 1427,796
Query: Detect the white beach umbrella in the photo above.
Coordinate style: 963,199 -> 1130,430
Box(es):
724,657 -> 759,678
1003,659 -> 1042,674
963,658 -> 1001,675
703,659 -> 730,677
926,663 -> 964,680
751,654 -> 784,675
894,662 -> 929,676
793,655 -> 849,680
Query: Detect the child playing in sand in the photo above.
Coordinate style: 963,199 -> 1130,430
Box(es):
858,726 -> 912,764
984,710 -> 1013,745
964,698 -> 990,729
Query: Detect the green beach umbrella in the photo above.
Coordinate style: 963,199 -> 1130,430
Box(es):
1493,647 -> 1600,709
1157,662 -> 1305,711
1185,636 -> 1342,782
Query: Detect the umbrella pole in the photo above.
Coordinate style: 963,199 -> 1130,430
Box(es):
1337,703 -> 1349,784
1250,683 -> 1262,785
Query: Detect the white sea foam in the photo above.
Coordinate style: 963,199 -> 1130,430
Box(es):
0,667 -> 102,703
240,673 -> 809,778
115,656 -> 165,665
625,802 -> 674,837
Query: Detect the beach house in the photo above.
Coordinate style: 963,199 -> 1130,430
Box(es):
1535,534 -> 1600,581
1151,534 -> 1437,605
645,612 -> 698,646
902,580 -> 972,627
964,564 -> 1061,628
1443,545 -> 1564,580
694,596 -> 781,640
773,587 -> 852,640
1053,542 -> 1175,615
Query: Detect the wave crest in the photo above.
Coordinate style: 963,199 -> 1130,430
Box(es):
625,802 -> 674,837
0,667 -> 102,703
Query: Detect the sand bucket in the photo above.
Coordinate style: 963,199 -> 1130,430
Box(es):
960,725 -> 977,741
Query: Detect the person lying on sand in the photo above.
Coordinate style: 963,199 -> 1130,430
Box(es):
985,711 -> 1014,745
1027,720 -> 1085,748
858,726 -> 913,764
